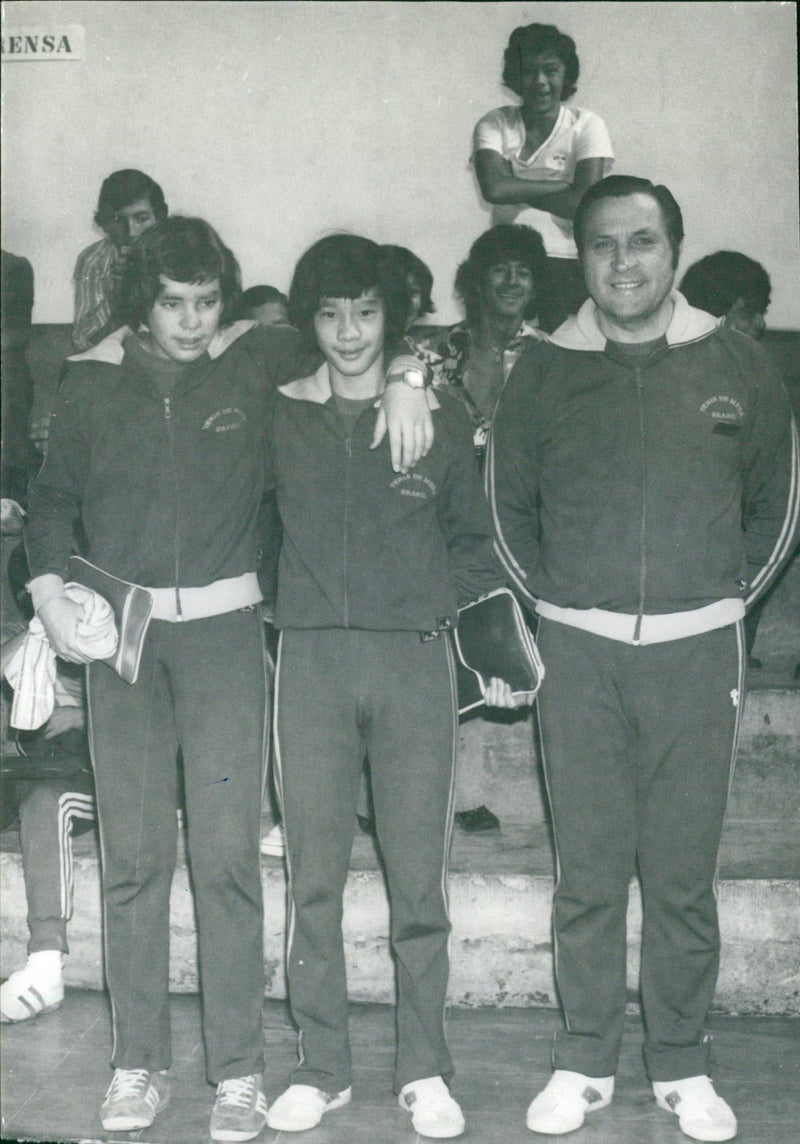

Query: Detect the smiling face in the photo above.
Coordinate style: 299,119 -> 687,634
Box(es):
104,197 -> 159,251
519,50 -> 566,116
313,288 -> 386,396
581,193 -> 678,342
481,259 -> 535,324
146,275 -> 222,362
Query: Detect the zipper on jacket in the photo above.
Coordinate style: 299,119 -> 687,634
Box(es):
343,436 -> 352,627
164,396 -> 183,619
633,368 -> 647,642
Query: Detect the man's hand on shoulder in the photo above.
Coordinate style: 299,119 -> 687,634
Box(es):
373,356 -> 435,473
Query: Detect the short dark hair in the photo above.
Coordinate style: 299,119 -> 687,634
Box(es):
454,224 -> 549,328
381,245 -> 435,317
120,217 -> 242,329
679,251 -> 771,317
288,234 -> 410,351
240,285 -> 288,311
573,175 -> 685,268
503,23 -> 580,101
94,169 -> 168,231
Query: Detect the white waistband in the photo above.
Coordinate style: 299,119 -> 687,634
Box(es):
534,597 -> 745,645
148,572 -> 262,622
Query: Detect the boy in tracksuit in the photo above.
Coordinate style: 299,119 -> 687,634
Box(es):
24,218 -> 437,1142
487,176 -> 799,1142
265,234 -> 520,1139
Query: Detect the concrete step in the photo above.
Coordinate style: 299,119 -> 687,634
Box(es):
1,833 -> 798,1017
2,683 -> 798,1016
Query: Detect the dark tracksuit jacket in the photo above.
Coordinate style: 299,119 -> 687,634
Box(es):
24,320 -> 311,1081
266,363 -> 504,1093
487,293 -> 800,1080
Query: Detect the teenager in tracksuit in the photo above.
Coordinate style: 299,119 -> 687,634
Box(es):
264,235 -> 521,1139
24,218 -> 436,1142
487,177 -> 799,1142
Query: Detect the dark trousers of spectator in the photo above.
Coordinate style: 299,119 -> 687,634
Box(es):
15,768 -> 96,953
87,609 -> 269,1082
535,618 -> 744,1082
274,628 -> 457,1095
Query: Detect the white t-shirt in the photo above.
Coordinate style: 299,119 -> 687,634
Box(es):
472,104 -> 614,258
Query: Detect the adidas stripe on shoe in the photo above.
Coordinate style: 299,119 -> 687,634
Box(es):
210,1072 -> 268,1142
100,1068 -> 170,1131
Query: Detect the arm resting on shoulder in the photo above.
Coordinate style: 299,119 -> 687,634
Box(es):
371,351 -> 436,472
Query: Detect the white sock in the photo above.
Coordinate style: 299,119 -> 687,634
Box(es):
27,950 -> 64,982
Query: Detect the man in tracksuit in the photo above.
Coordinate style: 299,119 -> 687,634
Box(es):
24,217 -> 437,1141
487,176 -> 799,1141
264,234 -> 520,1139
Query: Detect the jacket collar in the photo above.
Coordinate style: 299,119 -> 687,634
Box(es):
549,291 -> 720,352
279,362 -> 334,404
67,319 -> 257,366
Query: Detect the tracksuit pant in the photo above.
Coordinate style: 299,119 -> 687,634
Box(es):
535,618 -> 744,1082
15,764 -> 96,954
87,608 -> 269,1082
274,628 -> 458,1094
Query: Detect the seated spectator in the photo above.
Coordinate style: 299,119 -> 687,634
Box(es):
680,251 -> 775,668
382,245 -> 436,330
72,168 -> 167,351
1,545 -> 96,1024
412,224 -> 549,834
240,284 -> 291,327
473,22 -> 613,327
679,250 -> 770,341
1,249 -> 36,528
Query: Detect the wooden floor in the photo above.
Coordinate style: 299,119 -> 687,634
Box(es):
1,990 -> 798,1144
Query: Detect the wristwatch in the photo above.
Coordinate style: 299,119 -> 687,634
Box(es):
385,356 -> 431,390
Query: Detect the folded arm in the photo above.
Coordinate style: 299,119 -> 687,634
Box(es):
475,151 -> 606,221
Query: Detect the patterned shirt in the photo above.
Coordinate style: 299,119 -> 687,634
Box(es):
72,238 -> 127,352
411,321 -> 546,462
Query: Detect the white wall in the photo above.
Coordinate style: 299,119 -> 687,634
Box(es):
2,0 -> 798,326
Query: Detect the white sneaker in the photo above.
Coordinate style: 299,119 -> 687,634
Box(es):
260,822 -> 285,858
526,1070 -> 613,1134
399,1076 -> 465,1139
653,1075 -> 737,1142
1,955 -> 64,1023
266,1083 -> 351,1131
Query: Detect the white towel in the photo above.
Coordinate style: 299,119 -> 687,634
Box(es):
6,584 -> 118,730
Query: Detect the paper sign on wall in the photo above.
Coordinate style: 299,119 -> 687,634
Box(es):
2,27 -> 85,62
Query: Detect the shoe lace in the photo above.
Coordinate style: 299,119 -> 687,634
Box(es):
110,1069 -> 150,1099
217,1075 -> 257,1109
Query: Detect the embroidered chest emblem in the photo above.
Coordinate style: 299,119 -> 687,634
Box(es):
202,406 -> 247,433
699,395 -> 744,423
390,472 -> 438,501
